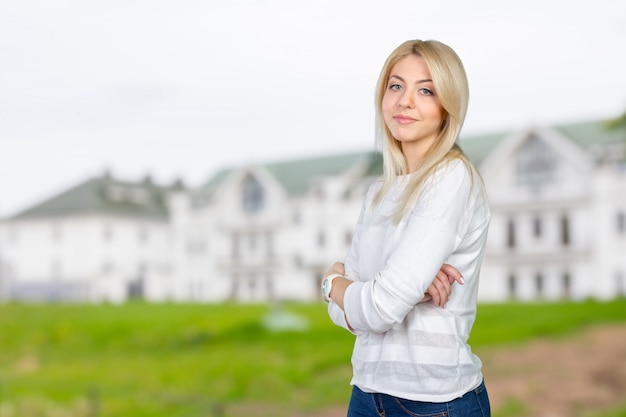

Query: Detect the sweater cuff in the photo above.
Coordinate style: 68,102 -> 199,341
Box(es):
343,280 -> 367,331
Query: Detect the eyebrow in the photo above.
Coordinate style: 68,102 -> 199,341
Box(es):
389,75 -> 433,84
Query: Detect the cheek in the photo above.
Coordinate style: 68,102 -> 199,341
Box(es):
381,97 -> 395,120
425,103 -> 444,122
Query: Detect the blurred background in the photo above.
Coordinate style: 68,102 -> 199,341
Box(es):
0,0 -> 625,218
0,1 -> 625,416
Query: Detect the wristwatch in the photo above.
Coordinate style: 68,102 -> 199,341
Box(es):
322,273 -> 342,301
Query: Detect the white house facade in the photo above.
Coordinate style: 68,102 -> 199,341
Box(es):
0,174 -> 177,303
1,118 -> 625,303
477,125 -> 626,301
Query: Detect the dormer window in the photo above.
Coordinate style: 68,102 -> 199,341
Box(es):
129,188 -> 149,204
516,135 -> 557,190
107,185 -> 150,205
242,174 -> 264,213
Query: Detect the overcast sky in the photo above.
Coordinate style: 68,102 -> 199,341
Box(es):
1,0 -> 625,217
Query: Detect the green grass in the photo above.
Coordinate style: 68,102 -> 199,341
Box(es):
0,299 -> 625,417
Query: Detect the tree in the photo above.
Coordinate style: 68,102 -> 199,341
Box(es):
606,108 -> 626,130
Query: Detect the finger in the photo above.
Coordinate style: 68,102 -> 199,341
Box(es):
435,272 -> 452,296
420,294 -> 432,304
426,285 -> 441,307
431,281 -> 447,307
333,262 -> 345,275
440,264 -> 464,285
432,277 -> 451,307
326,262 -> 345,277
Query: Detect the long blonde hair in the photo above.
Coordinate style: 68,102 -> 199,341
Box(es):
373,39 -> 477,222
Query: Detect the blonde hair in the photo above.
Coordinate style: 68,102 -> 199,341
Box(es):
373,39 -> 478,222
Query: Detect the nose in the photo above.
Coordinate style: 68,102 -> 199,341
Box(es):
398,90 -> 415,109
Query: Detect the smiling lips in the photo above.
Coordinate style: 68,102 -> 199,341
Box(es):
393,114 -> 417,125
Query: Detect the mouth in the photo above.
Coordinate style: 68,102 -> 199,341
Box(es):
393,115 -> 417,125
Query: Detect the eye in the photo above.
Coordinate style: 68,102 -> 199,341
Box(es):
419,88 -> 434,96
388,83 -> 403,91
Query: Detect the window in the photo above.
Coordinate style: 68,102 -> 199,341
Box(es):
617,272 -> 625,297
293,208 -> 302,225
535,273 -> 544,297
507,273 -> 517,299
345,230 -> 353,247
516,135 -> 557,189
265,274 -> 274,301
130,188 -> 149,204
242,174 -> 264,213
107,185 -> 149,205
230,274 -> 240,299
562,272 -> 571,299
248,233 -> 257,251
51,261 -> 62,280
533,217 -> 542,238
265,232 -> 274,259
317,230 -> 326,248
560,215 -> 570,246
506,219 -> 516,248
232,233 -> 240,259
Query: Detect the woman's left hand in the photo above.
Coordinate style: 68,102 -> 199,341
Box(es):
421,264 -> 464,307
325,262 -> 345,278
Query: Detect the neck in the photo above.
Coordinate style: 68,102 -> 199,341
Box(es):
401,146 -> 427,174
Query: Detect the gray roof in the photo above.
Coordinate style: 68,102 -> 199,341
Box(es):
9,174 -> 180,220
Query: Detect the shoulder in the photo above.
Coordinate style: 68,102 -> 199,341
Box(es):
429,159 -> 472,188
421,158 -> 486,209
363,178 -> 385,201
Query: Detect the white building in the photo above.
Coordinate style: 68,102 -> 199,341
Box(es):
0,174 -> 179,303
475,121 -> 626,301
1,118 -> 625,303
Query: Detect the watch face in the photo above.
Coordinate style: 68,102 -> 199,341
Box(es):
322,278 -> 330,295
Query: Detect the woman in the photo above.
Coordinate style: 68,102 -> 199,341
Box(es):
322,39 -> 491,416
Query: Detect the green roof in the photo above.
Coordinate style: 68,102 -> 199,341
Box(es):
203,117 -> 624,197
459,131 -> 509,166
204,151 -> 382,196
10,175 -> 177,220
264,151 -> 381,195
457,118 -> 625,165
554,119 -> 626,149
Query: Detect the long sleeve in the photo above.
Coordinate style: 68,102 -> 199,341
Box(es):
327,301 -> 359,334
343,161 -> 479,333
326,187 -> 369,332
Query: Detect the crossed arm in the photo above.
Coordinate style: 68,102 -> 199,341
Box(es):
324,262 -> 463,311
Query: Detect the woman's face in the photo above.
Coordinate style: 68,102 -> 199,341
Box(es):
382,54 -> 444,166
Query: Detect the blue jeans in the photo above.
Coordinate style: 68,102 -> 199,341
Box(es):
347,380 -> 491,417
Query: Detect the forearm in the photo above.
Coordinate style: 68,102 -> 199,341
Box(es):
327,276 -> 352,310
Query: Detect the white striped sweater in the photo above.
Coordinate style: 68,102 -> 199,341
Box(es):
328,159 -> 490,402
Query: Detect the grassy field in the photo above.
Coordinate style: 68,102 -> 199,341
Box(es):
0,299 -> 625,417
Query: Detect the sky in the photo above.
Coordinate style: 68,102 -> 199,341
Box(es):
1,0 -> 625,217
